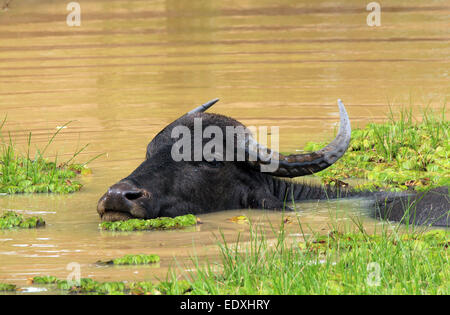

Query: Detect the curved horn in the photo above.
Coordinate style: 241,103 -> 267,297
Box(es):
187,98 -> 220,115
246,99 -> 351,178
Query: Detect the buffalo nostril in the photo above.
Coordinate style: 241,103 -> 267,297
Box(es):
101,181 -> 149,215
124,190 -> 144,201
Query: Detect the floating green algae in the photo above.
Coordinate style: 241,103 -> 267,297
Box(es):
0,211 -> 45,229
303,107 -> 449,192
0,283 -> 16,291
30,276 -> 190,295
99,214 -> 197,231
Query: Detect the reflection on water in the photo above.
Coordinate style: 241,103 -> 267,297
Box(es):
0,0 -> 448,289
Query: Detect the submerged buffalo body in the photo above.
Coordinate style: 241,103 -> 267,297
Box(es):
97,99 -> 449,227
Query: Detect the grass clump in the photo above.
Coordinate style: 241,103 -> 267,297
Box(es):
180,225 -> 449,295
99,214 -> 197,231
98,254 -> 160,265
0,211 -> 45,229
304,106 -> 449,192
0,119 -> 100,194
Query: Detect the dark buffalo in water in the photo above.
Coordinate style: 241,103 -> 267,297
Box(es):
97,99 -> 449,227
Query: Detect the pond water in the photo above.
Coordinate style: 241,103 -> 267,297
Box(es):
0,0 -> 448,291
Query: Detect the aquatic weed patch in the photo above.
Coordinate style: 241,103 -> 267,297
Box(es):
0,211 -> 45,229
29,276 -> 190,295
32,277 -> 127,295
0,155 -> 86,194
301,229 -> 449,253
99,214 -> 197,231
98,254 -> 160,265
31,275 -> 59,284
0,119 -> 100,194
31,277 -> 129,295
111,254 -> 160,265
63,279 -> 127,295
304,107 -> 449,192
71,279 -> 190,295
0,283 -> 16,291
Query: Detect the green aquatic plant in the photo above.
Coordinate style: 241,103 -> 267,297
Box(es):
29,276 -> 187,295
128,281 -> 158,295
0,283 -> 16,291
31,275 -> 59,284
98,254 -> 160,265
0,119 -> 101,194
70,279 -> 127,295
299,229 -> 449,254
112,254 -> 160,265
303,106 -> 449,192
156,280 -> 192,295
0,211 -> 45,229
99,214 -> 197,231
52,278 -> 125,294
31,276 -> 125,294
127,281 -> 191,295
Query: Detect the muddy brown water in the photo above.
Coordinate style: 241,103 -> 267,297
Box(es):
0,0 -> 448,293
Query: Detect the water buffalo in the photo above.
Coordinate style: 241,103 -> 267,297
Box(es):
97,99 -> 449,227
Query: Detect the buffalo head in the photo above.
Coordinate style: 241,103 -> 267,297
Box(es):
97,99 -> 351,221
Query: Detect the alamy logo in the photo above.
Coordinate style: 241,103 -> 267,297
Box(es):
170,118 -> 280,172
66,2 -> 81,27
366,262 -> 381,287
366,2 -> 381,27
66,262 -> 81,286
